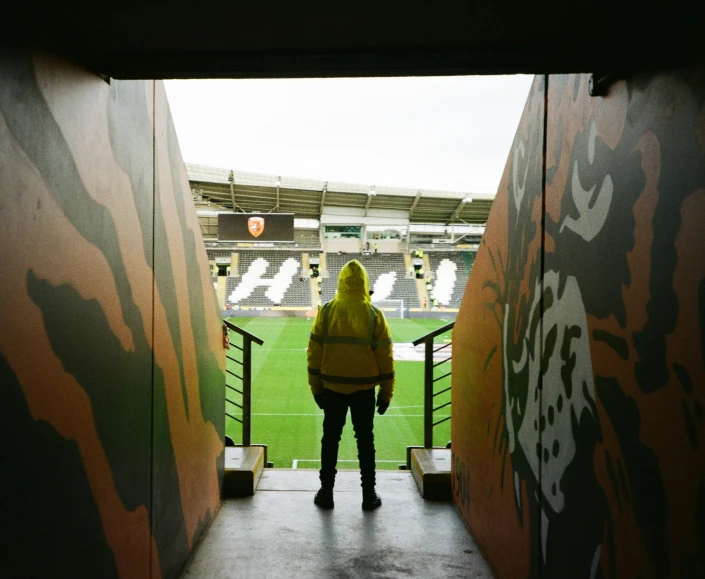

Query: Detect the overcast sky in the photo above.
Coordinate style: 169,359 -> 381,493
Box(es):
164,75 -> 534,194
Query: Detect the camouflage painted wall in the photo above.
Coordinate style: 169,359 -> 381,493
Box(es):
0,52 -> 225,578
453,71 -> 705,578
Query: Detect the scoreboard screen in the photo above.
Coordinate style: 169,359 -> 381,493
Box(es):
217,213 -> 295,242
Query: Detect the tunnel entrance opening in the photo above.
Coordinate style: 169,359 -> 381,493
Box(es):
167,74 -> 530,472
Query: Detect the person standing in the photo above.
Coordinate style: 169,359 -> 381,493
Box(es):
307,259 -> 394,510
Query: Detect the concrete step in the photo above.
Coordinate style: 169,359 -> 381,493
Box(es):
223,446 -> 265,497
410,447 -> 451,500
183,470 -> 493,578
216,277 -> 227,309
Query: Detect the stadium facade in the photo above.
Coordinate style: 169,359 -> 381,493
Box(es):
187,165 -> 484,315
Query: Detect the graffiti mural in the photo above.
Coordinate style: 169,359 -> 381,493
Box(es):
453,72 -> 705,578
0,53 -> 225,578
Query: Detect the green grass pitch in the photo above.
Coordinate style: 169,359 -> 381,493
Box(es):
225,316 -> 453,470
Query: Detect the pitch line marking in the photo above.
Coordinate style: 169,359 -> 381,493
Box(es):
251,412 -> 449,418
253,348 -> 308,351
292,459 -> 404,469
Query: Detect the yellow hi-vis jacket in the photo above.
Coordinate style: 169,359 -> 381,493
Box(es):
307,260 -> 395,402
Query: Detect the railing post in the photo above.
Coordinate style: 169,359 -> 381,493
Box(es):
424,337 -> 434,449
242,335 -> 252,447
413,321 -> 454,450
223,319 -> 262,448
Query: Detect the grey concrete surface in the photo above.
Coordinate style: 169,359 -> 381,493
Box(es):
182,469 -> 493,579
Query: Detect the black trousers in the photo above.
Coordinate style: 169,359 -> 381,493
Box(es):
319,388 -> 376,491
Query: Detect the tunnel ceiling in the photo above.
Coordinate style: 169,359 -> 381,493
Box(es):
5,1 -> 704,79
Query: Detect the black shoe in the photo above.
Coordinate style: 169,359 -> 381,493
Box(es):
362,492 -> 382,511
314,488 -> 334,509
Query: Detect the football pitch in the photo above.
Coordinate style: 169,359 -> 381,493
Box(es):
225,316 -> 453,470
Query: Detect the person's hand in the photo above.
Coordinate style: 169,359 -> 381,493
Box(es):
376,396 -> 389,415
314,393 -> 326,410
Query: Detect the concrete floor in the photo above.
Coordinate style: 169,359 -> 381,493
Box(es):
182,469 -> 493,579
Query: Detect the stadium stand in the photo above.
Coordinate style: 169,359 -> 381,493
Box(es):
194,169 -> 488,313
427,251 -> 475,308
226,250 -> 310,307
320,252 -> 420,307
208,246 -> 475,311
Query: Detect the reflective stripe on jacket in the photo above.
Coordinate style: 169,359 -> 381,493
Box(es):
307,260 -> 395,402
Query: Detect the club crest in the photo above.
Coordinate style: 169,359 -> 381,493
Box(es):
248,216 -> 265,238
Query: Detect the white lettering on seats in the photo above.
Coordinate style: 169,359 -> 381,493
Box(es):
266,258 -> 300,303
229,257 -> 301,304
433,259 -> 457,305
371,272 -> 397,301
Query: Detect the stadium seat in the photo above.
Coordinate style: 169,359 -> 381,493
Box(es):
427,251 -> 475,308
216,250 -> 311,307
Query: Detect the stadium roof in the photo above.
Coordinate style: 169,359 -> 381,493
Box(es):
187,163 -> 494,225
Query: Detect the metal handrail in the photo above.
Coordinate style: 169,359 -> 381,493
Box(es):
412,321 -> 454,448
224,319 -> 265,346
223,319 -> 264,446
411,322 -> 455,346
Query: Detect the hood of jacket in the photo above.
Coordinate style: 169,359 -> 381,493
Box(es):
336,259 -> 371,301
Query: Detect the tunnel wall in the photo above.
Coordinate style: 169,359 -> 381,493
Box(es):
452,72 -> 705,578
0,53 -> 225,578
